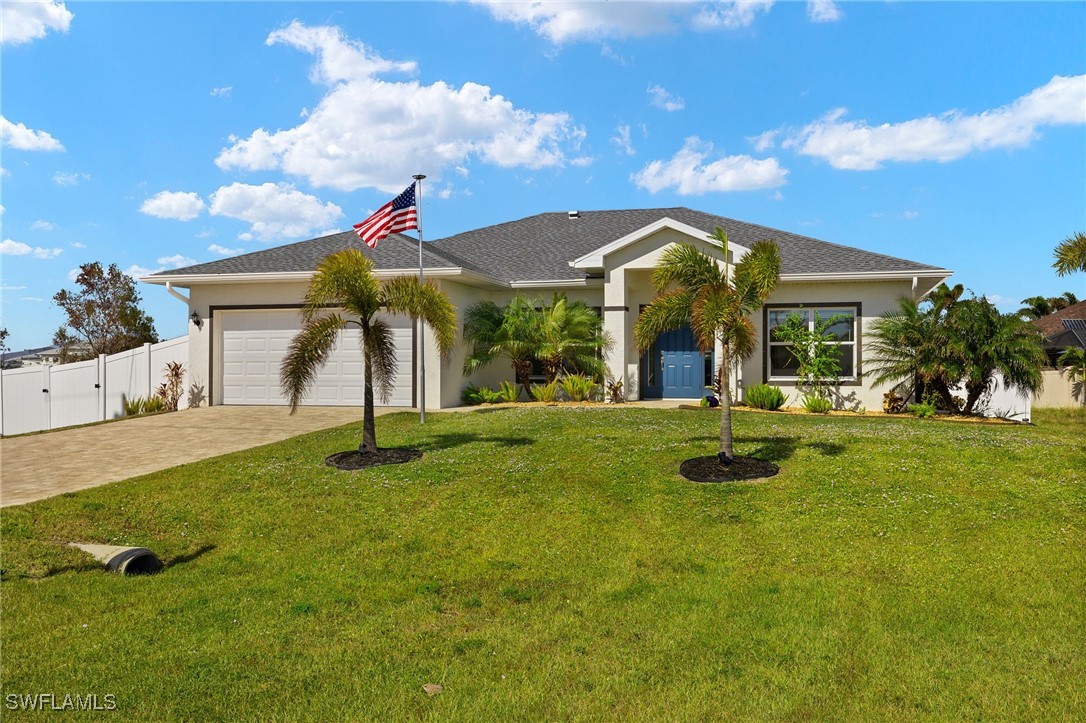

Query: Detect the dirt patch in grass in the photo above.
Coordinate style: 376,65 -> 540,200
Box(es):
679,455 -> 780,483
325,448 -> 423,470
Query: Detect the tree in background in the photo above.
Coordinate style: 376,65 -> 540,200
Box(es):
280,249 -> 456,454
1017,292 -> 1079,320
53,262 -> 158,361
635,228 -> 781,465
1056,347 -> 1086,403
1053,232 -> 1086,277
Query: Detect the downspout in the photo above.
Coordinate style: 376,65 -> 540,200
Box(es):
163,282 -> 190,303
911,276 -> 918,301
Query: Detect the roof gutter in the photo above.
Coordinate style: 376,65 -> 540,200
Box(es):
779,269 -> 953,283
142,266 -> 506,288
164,281 -> 190,304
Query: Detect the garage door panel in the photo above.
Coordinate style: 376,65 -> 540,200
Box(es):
220,309 -> 412,406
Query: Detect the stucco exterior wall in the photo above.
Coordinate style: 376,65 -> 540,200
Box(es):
740,279 -> 917,411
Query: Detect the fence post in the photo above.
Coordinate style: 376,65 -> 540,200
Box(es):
42,363 -> 52,431
0,368 -> 5,437
145,342 -> 153,398
99,353 -> 108,422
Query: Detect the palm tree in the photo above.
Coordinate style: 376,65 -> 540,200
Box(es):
462,295 -> 541,398
950,298 -> 1047,414
280,249 -> 457,453
1056,347 -> 1086,402
536,292 -> 611,382
867,295 -> 961,410
869,290 -> 1047,414
1053,232 -> 1086,277
634,228 -> 781,464
1018,295 -> 1055,321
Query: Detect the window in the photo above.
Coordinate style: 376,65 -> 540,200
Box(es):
766,305 -> 858,380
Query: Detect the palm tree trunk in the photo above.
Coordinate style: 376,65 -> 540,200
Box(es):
361,349 -> 378,453
513,359 -> 534,398
718,353 -> 734,464
543,357 -> 562,384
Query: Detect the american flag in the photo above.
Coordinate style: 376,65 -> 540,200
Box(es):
353,183 -> 418,249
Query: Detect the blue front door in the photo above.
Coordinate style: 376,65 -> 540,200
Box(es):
640,324 -> 711,399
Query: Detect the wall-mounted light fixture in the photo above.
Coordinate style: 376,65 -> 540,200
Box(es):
190,309 -> 203,329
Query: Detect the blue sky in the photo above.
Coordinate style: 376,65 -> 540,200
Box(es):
2,1 -> 1084,350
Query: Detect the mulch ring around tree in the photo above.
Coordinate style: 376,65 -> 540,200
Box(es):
679,455 -> 780,483
325,448 -> 423,470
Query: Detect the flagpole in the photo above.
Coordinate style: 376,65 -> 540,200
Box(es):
413,174 -> 426,424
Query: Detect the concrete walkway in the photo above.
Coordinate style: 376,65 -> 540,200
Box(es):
0,405 -> 406,507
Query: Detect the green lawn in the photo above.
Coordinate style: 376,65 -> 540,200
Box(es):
2,407 -> 1084,720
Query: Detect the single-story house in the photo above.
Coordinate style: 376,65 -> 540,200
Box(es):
1030,300 -> 1086,366
142,207 -> 952,410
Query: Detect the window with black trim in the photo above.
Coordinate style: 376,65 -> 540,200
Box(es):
767,306 -> 858,380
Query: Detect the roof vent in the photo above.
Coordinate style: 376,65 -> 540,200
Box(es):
568,210 -> 580,219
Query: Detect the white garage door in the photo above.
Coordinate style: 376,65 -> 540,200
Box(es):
219,309 -> 414,406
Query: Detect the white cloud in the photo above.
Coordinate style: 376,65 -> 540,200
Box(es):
1,239 -> 62,258
66,268 -> 80,281
785,74 -> 1086,170
0,115 -> 64,151
693,1 -> 774,30
473,1 -> 783,43
70,241 -> 86,248
157,254 -> 197,269
632,136 -> 788,194
196,229 -> 214,239
454,165 -> 469,177
570,156 -> 594,167
237,232 -> 254,242
902,210 -> 920,220
215,21 -> 583,192
30,220 -> 54,231
471,1 -> 687,43
610,124 -> 635,155
208,182 -> 343,241
19,297 -> 45,302
599,44 -> 628,65
208,243 -> 243,256
140,190 -> 206,221
53,171 -> 89,186
807,0 -> 842,23
1,285 -> 27,291
0,166 -> 10,176
0,0 -> 72,45
748,129 -> 779,152
648,84 -> 684,112
210,86 -> 232,98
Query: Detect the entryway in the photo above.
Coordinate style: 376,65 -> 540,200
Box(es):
640,325 -> 712,399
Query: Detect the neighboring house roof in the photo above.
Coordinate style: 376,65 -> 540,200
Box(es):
1031,300 -> 1086,347
147,207 -> 947,284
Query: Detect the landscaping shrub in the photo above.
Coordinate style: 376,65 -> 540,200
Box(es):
909,401 -> 937,418
122,394 -> 167,417
461,383 -> 485,405
883,391 -> 907,414
497,380 -> 520,403
156,361 -> 186,412
530,380 -> 560,402
745,383 -> 786,411
606,378 -> 625,404
559,374 -> 599,402
801,394 -> 833,414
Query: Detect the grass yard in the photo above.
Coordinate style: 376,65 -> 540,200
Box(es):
2,407 -> 1084,720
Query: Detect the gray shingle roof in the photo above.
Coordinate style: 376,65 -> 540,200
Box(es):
155,231 -> 468,276
430,208 -> 945,282
153,207 -> 946,282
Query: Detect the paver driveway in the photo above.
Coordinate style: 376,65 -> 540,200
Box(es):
0,405 -> 407,507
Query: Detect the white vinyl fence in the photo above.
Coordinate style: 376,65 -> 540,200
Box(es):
0,337 -> 188,436
949,371 -> 1032,423
1034,368 -> 1085,409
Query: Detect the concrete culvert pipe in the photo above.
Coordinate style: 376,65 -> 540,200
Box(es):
70,544 -> 163,575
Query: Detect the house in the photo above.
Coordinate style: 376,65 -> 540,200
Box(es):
1030,300 -> 1086,366
142,207 -> 952,410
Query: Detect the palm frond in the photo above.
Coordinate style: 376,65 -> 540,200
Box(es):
652,243 -> 723,293
380,275 -> 459,360
280,312 -> 347,413
633,289 -> 694,351
362,317 -> 399,404
1053,231 -> 1086,277
732,240 -> 781,309
303,249 -> 381,321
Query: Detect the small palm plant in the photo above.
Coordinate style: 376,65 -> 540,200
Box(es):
1057,346 -> 1086,403
635,227 -> 781,465
462,295 -> 541,399
280,249 -> 456,454
537,292 -> 611,382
